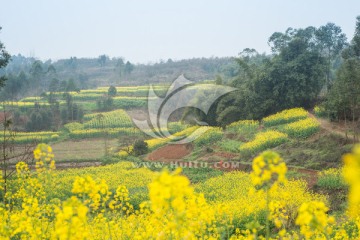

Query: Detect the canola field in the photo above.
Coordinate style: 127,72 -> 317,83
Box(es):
0,102 -> 357,239
0,143 -> 359,239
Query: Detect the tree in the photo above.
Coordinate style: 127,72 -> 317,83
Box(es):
108,86 -> 117,97
59,80 -> 67,92
0,27 -> 11,88
124,61 -> 134,75
115,58 -> 124,79
47,64 -> 57,75
1,74 -> 23,101
268,28 -> 296,53
315,23 -> 347,89
98,55 -> 108,67
25,108 -> 53,131
325,16 -> 360,140
49,78 -> 60,92
96,96 -> 114,111
264,37 -> 325,109
215,75 -> 223,85
1,105 -> 34,195
342,16 -> 360,59
29,60 -> 45,93
216,26 -> 326,126
66,78 -> 79,92
132,140 -> 148,156
66,57 -> 77,70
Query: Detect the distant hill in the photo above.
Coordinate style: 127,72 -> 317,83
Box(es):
3,55 -> 239,90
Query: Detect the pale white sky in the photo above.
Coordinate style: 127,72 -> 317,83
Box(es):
1,0 -> 359,63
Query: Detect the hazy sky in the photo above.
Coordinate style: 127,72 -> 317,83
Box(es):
1,0 -> 359,63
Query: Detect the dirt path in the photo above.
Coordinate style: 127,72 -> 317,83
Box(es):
146,143 -> 193,161
309,113 -> 357,141
145,143 -> 318,188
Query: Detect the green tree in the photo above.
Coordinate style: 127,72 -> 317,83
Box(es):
263,37 -> 326,110
315,23 -> 347,89
132,140 -> 148,156
0,27 -> 11,88
98,54 -> 108,67
325,16 -> 360,140
1,73 -> 24,101
66,78 -> 79,92
49,78 -> 60,92
66,57 -> 77,70
124,61 -> 134,75
108,85 -> 117,96
215,75 -> 223,85
47,64 -> 57,75
216,27 -> 326,126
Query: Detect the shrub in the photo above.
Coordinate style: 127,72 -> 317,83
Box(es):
218,140 -> 241,153
51,134 -> 59,140
314,105 -> 327,118
132,140 -> 149,156
108,86 -> 117,96
317,168 -> 347,190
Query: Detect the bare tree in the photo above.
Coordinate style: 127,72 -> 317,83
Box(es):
1,104 -> 35,197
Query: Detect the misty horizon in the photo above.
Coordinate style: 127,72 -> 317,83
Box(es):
1,0 -> 360,63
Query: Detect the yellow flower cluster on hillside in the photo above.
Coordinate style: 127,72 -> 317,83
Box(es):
194,127 -> 223,146
1,143 -> 360,239
227,120 -> 259,132
239,130 -> 288,154
118,126 -> 219,157
1,101 -> 50,107
262,108 -> 308,127
83,109 -> 133,128
281,117 -> 320,138
0,131 -> 60,144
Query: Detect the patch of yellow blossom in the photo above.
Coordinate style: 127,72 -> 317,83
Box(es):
227,120 -> 259,132
262,107 -> 308,127
250,151 -> 287,190
33,143 -> 55,172
295,201 -> 335,239
72,176 -> 111,212
343,145 -> 360,231
240,130 -> 288,154
147,168 -> 218,239
281,117 -> 320,138
54,196 -> 89,240
269,200 -> 288,229
0,143 -> 359,239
